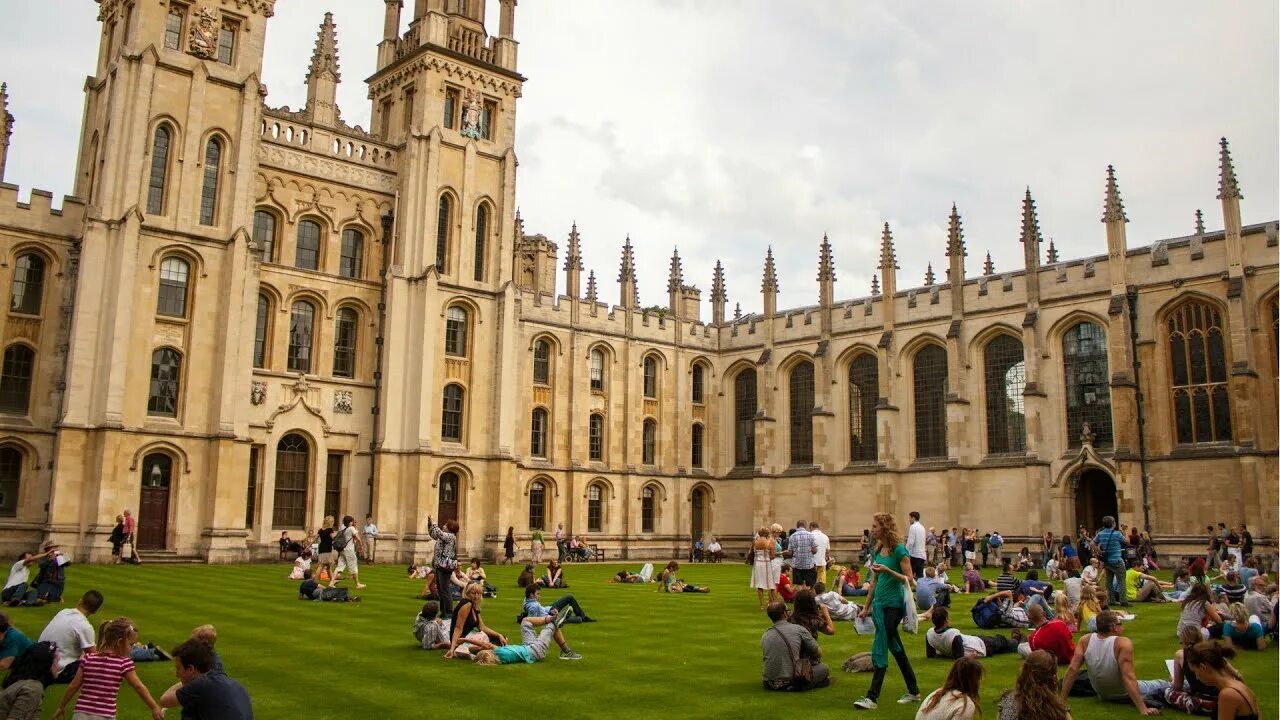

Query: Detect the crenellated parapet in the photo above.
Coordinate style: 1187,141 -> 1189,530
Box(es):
0,184 -> 85,236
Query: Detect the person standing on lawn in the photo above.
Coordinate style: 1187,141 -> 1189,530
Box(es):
809,522 -> 831,587
503,527 -> 516,565
51,617 -> 165,720
530,529 -> 544,564
853,512 -> 921,710
554,523 -> 566,562
906,512 -> 926,579
38,590 -> 102,684
428,514 -> 461,617
362,515 -> 378,563
121,510 -> 141,564
315,516 -> 336,581
159,639 -> 253,720
328,515 -> 365,590
1093,515 -> 1129,606
760,600 -> 829,691
1060,611 -> 1167,715
789,521 -> 818,589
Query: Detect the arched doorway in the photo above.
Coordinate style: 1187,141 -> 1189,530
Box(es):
438,471 -> 459,525
138,453 -> 173,550
690,486 -> 709,541
1074,468 -> 1118,532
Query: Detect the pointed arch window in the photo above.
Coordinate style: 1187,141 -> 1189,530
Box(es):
339,229 -> 364,279
273,433 -> 309,527
848,354 -> 878,462
435,195 -> 452,273
789,361 -> 815,465
473,203 -> 488,282
147,347 -> 182,417
532,339 -> 551,385
444,306 -> 468,357
1270,296 -> 1279,379
164,4 -> 186,50
0,446 -> 21,516
253,210 -> 278,262
642,419 -> 656,465
530,408 -> 548,458
1168,300 -> 1231,444
734,369 -> 757,467
147,124 -> 172,215
691,423 -> 704,468
691,363 -> 705,404
590,349 -> 605,392
287,301 -> 315,373
253,293 -> 271,369
587,483 -> 603,533
156,256 -> 190,318
0,345 -> 34,415
1063,322 -> 1113,448
333,307 -> 358,378
441,383 -> 464,442
295,220 -> 321,271
10,254 -> 45,315
528,480 -> 546,531
643,356 -> 657,398
641,486 -> 655,533
588,413 -> 604,461
985,335 -> 1027,454
913,344 -> 948,460
198,136 -> 222,226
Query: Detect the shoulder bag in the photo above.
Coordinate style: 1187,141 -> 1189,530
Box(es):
771,627 -> 812,685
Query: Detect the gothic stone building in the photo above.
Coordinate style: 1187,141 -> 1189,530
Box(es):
0,0 -> 1273,562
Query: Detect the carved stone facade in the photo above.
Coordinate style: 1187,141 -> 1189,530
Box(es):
0,1 -> 1273,563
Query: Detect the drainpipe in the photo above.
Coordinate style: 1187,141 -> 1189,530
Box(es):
1126,286 -> 1152,533
369,203 -> 397,513
45,238 -> 82,538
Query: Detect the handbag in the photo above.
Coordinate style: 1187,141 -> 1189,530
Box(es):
771,627 -> 812,685
902,585 -> 919,633
746,548 -> 756,564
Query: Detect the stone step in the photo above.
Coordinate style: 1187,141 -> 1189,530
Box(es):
135,551 -> 204,565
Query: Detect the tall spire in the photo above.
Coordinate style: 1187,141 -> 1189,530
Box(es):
1102,164 -> 1128,223
585,270 -> 598,303
304,13 -> 342,126
982,252 -> 995,276
1046,239 -> 1059,264
564,223 -> 582,271
618,235 -> 636,283
1194,209 -> 1205,235
878,222 -> 899,271
1217,137 -> 1242,200
817,233 -> 836,282
666,247 -> 684,293
1020,187 -> 1042,247
762,247 -> 778,293
945,203 -> 966,260
923,263 -> 935,286
734,302 -> 742,321
710,260 -> 726,325
0,83 -> 12,183
870,274 -> 881,296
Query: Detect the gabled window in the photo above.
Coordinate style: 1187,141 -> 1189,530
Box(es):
642,419 -> 656,465
339,229 -> 364,279
147,348 -> 182,417
913,345 -> 948,459
532,339 -> 550,385
198,137 -> 222,226
1063,322 -> 1113,448
0,346 -> 34,415
848,354 -> 878,462
295,220 -> 321,271
287,301 -> 315,373
253,210 -> 278,262
156,256 -> 190,318
984,335 -> 1027,454
530,408 -> 548,458
147,124 -> 172,215
333,308 -> 358,378
253,293 -> 271,369
588,413 -> 604,461
1168,300 -> 1232,444
445,306 -> 468,357
441,383 -> 464,442
9,254 -> 45,315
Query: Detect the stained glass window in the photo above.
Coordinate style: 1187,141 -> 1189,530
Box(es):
913,345 -> 948,459
1168,300 -> 1232,443
985,335 -> 1027,454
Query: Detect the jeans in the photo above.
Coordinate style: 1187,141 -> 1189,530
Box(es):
556,541 -> 566,562
1023,594 -> 1054,619
434,565 -> 455,617
866,604 -> 919,701
0,583 -> 24,604
550,594 -> 588,622
979,634 -> 1019,655
1105,562 -> 1127,604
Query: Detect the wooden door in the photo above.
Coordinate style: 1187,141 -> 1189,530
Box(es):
691,487 -> 706,540
138,453 -> 172,550
438,472 -> 458,525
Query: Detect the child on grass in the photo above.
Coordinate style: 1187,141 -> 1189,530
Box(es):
412,601 -> 450,650
51,617 -> 163,720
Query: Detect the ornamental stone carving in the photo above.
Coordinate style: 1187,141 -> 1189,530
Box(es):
188,6 -> 219,59
250,381 -> 266,406
258,145 -> 397,193
334,390 -> 353,414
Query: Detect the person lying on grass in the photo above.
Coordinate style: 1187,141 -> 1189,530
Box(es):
470,611 -> 581,664
298,570 -> 360,602
412,601 -> 450,650
659,561 -> 710,593
610,564 -> 654,583
813,581 -> 861,622
521,584 -> 595,623
925,605 -> 1020,660
51,617 -> 165,720
444,583 -> 507,659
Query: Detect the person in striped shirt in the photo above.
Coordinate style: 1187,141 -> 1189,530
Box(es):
50,617 -> 163,720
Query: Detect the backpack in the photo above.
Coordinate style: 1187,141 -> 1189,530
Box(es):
971,598 -> 1003,629
841,652 -> 875,673
332,527 -> 351,551
989,534 -> 1003,548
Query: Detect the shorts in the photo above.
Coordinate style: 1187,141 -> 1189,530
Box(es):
72,713 -> 114,720
520,621 -> 555,661
336,547 -> 359,574
793,567 -> 817,587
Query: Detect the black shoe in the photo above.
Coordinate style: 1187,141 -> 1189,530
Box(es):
582,616 -> 597,623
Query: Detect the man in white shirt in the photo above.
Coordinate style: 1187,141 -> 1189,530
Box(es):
906,511 -> 927,579
924,606 -> 1020,659
38,589 -> 102,683
362,515 -> 378,562
808,521 -> 831,586
814,582 -> 860,621
2,547 -> 55,605
706,537 -> 724,562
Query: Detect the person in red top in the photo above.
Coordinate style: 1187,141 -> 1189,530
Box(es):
1016,603 -> 1075,665
776,563 -> 796,602
121,510 -> 141,564
51,617 -> 163,719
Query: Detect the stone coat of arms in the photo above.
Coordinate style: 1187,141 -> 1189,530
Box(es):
189,6 -> 219,59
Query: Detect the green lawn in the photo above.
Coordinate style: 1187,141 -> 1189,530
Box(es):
8,562 -> 1275,719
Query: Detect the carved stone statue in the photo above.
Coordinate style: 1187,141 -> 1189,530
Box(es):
250,381 -> 266,406
460,90 -> 483,140
1080,422 -> 1095,447
189,6 -> 219,59
334,390 -> 353,415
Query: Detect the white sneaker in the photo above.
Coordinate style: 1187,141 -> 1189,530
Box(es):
897,693 -> 923,704
852,698 -> 878,710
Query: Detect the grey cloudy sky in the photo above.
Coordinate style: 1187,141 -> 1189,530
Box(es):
1,1 -> 1276,317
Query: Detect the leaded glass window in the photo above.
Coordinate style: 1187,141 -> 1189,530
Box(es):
0,346 -> 34,415
10,254 -> 44,315
691,364 -> 704,404
587,484 -> 602,532
287,301 -> 315,373
985,335 -> 1027,454
641,486 -> 654,533
789,361 -> 814,465
734,369 -> 757,467
147,124 -> 171,215
253,294 -> 270,368
530,408 -> 548,458
528,481 -> 546,530
474,203 -> 488,282
590,349 -> 605,391
848,354 -> 878,462
333,308 -> 358,378
147,347 -> 182,417
441,384 -> 464,442
445,306 -> 467,357
253,210 -> 277,262
643,356 -> 657,398
198,137 -> 221,225
588,413 -> 604,461
913,345 -> 948,459
273,434 -> 308,527
435,195 -> 451,273
295,220 -> 321,271
339,229 -> 363,279
1168,300 -> 1231,444
691,423 -> 704,468
642,419 -> 656,465
533,339 -> 550,385
156,256 -> 190,318
1063,322 -> 1113,448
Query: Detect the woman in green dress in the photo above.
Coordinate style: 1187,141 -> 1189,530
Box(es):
853,512 -> 922,710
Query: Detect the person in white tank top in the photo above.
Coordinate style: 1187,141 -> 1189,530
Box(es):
1060,610 -> 1169,716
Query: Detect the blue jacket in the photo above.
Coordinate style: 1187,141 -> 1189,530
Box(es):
1093,528 -> 1126,564
522,598 -> 551,618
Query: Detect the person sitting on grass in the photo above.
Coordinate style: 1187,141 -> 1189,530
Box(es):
760,600 -> 829,692
445,583 -> 507,659
1015,547 -> 1035,571
925,605 -> 1020,660
659,561 -> 710,593
813,582 -> 861,622
471,611 -> 581,664
833,565 -> 869,597
466,558 -> 499,598
1077,584 -> 1105,633
1243,577 -> 1273,630
1060,611 -> 1169,716
1051,593 -> 1077,634
915,567 -> 957,615
1126,559 -> 1172,603
1178,582 -> 1223,640
1081,556 -> 1101,587
516,563 -> 541,589
287,550 -> 312,580
0,641 -> 57,720
540,560 -> 567,589
159,639 -> 253,720
28,545 -> 67,606
1216,571 -> 1248,605
1209,603 -> 1268,650
789,588 -> 835,639
412,601 -> 450,650
2,547 -> 56,607
961,561 -> 987,594
521,584 -> 595,623
1163,625 -> 1222,715
1182,640 -> 1260,720
996,649 -> 1071,720
51,617 -> 165,720
1015,603 -> 1074,665
0,613 -> 33,671
297,570 -> 360,603
916,655 -> 983,720
776,563 -> 796,602
407,563 -> 429,580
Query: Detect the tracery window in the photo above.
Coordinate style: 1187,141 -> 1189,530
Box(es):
848,354 -> 878,462
147,348 -> 182,417
1063,322 -> 1113,448
734,369 -> 757,467
984,335 -> 1027,454
789,361 -> 814,465
1168,300 -> 1231,444
913,344 -> 948,459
